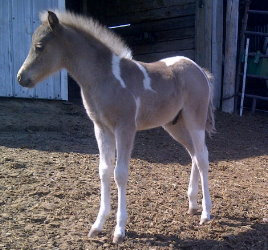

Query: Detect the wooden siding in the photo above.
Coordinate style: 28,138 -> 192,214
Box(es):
0,0 -> 67,100
195,0 -> 223,108
86,0 -> 196,62
0,0 -> 13,97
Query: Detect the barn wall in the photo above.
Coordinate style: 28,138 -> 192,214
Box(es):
0,0 -> 68,100
86,0 -> 196,62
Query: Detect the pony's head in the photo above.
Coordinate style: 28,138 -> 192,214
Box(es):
17,11 -> 63,88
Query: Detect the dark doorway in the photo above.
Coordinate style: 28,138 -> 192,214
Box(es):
65,0 -> 196,102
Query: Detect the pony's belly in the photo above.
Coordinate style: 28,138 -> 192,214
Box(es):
135,96 -> 182,130
136,109 -> 179,131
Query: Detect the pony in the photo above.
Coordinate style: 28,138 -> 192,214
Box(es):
17,10 -> 215,243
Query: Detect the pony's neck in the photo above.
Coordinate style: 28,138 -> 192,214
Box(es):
62,26 -> 112,88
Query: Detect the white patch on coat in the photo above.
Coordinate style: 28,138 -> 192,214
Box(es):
112,54 -> 126,88
133,61 -> 155,92
134,96 -> 141,127
161,56 -> 210,87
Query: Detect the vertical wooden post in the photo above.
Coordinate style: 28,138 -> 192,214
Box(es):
212,0 -> 223,108
195,0 -> 223,109
222,0 -> 239,113
195,0 -> 212,71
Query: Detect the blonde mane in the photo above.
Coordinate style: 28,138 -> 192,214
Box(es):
40,10 -> 132,59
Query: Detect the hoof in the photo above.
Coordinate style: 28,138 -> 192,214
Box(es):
88,228 -> 101,238
188,208 -> 199,215
113,234 -> 125,244
199,217 -> 210,225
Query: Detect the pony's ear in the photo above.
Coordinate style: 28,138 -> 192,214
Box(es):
47,11 -> 59,30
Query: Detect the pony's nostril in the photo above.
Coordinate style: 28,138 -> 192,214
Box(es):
17,74 -> 22,82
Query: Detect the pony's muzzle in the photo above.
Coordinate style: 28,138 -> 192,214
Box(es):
17,71 -> 33,88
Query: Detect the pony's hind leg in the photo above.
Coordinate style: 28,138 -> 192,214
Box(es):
178,98 -> 212,224
182,102 -> 212,224
189,129 -> 212,224
88,124 -> 115,237
163,119 -> 200,215
188,162 -> 200,215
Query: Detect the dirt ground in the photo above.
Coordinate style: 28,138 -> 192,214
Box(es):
0,98 -> 267,250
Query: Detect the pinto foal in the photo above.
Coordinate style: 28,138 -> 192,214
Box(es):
17,11 -> 215,243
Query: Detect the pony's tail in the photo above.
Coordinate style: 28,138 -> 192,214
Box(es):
203,69 -> 216,137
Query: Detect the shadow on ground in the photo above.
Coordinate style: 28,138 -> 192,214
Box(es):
124,221 -> 267,249
0,98 -> 267,165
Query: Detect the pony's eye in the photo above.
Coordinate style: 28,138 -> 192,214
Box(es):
35,44 -> 44,52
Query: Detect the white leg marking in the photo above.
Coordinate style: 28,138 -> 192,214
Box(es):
191,130 -> 212,224
114,162 -> 128,237
112,54 -> 126,88
188,161 -> 199,213
89,125 -> 115,236
133,61 -> 155,92
113,128 -> 135,243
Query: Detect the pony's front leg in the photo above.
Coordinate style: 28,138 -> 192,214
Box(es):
113,126 -> 136,244
88,124 -> 115,237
